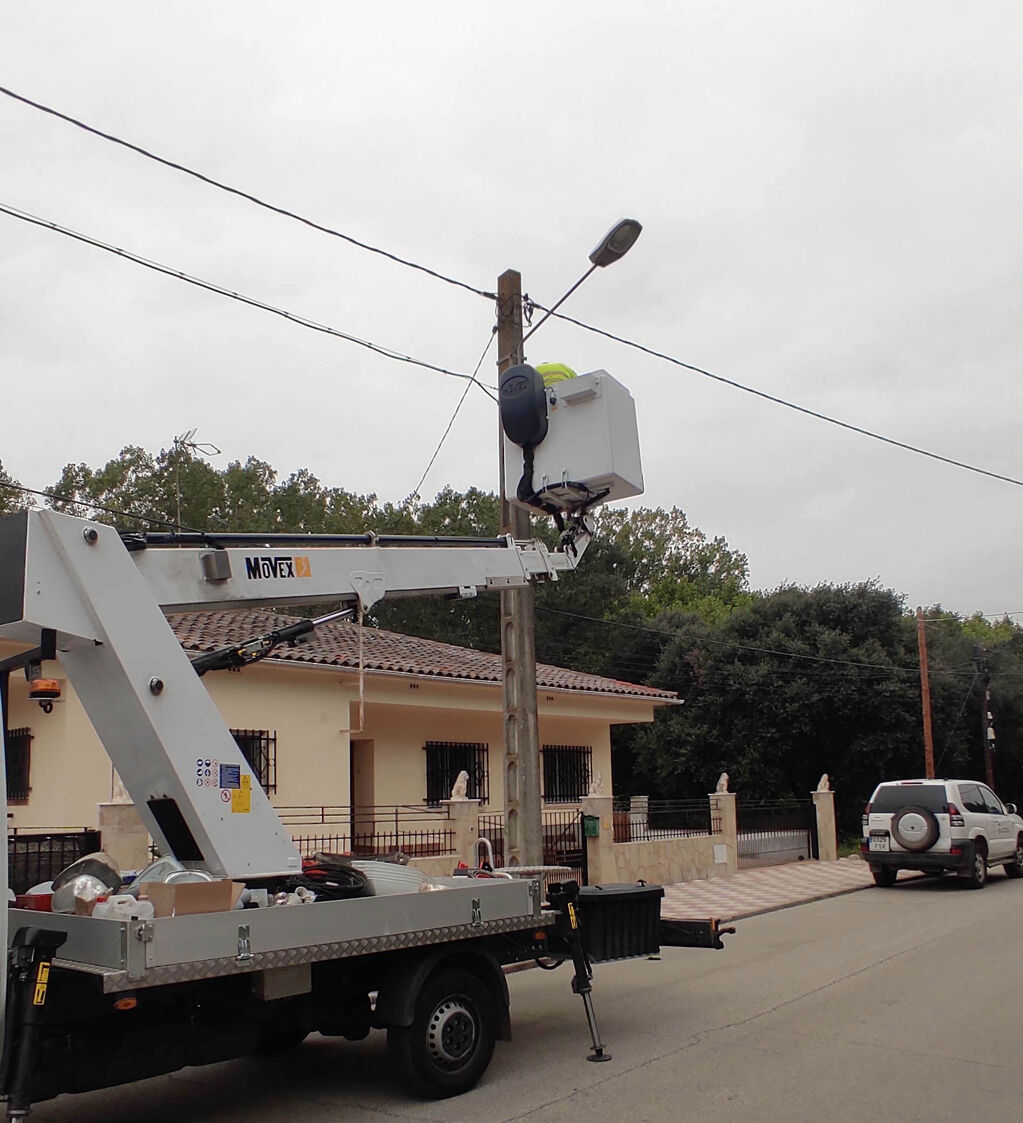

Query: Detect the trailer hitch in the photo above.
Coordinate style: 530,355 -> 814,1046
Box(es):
0,926 -> 67,1119
546,880 -> 611,1063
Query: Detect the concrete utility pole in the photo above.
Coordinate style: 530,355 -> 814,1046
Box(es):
497,268 -> 542,866
978,656 -> 996,789
916,607 -> 935,778
493,222 -> 642,866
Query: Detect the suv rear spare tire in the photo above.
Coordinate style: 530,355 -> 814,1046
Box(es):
890,805 -> 940,852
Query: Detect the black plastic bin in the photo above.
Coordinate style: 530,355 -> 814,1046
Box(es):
577,882 -> 664,962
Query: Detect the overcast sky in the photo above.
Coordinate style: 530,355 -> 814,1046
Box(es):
2,3 -> 1022,617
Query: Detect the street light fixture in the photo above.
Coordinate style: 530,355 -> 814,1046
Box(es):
522,218 -> 642,343
589,217 -> 643,267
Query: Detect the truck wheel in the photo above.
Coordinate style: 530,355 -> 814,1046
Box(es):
388,969 -> 497,1098
959,844 -> 987,889
871,866 -> 897,887
1005,837 -> 1023,878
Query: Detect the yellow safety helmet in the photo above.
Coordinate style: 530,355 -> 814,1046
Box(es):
536,362 -> 577,387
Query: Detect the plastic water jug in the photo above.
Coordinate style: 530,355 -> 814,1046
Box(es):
94,894 -> 154,920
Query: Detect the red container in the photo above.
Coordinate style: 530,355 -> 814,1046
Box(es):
14,894 -> 52,911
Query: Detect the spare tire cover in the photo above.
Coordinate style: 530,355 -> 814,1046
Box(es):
891,805 -> 940,852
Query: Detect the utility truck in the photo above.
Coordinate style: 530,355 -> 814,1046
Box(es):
0,366 -> 727,1118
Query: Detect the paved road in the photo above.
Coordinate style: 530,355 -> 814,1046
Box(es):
30,871 -> 1023,1122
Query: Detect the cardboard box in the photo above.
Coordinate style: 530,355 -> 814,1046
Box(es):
147,880 -> 245,918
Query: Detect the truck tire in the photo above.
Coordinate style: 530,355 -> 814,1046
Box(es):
958,842 -> 987,889
871,865 -> 897,887
1004,836 -> 1023,878
387,968 -> 497,1098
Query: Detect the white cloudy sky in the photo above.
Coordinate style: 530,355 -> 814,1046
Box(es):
2,2 -> 1022,616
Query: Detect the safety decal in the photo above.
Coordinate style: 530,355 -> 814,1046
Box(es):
231,773 -> 252,814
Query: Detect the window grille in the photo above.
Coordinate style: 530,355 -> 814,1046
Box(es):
541,744 -> 592,803
4,727 -> 32,803
424,742 -> 489,806
230,728 -> 277,794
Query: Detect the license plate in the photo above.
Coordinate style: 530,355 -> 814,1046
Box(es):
869,835 -> 890,852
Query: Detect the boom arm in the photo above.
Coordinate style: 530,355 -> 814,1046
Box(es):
0,509 -> 592,878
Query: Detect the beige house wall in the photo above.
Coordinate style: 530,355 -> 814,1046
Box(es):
1,641 -> 663,835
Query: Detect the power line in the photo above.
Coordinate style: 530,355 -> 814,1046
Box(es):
411,331 -> 497,501
0,85 -> 494,301
0,202 -> 496,394
5,482 -> 203,533
934,672 -> 980,773
922,611 -> 1023,623
535,304 -> 1023,490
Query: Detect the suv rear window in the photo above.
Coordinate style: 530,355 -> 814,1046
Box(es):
871,785 -> 948,813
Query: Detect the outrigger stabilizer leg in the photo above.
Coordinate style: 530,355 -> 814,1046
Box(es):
546,880 -> 611,1063
0,927 -> 67,1119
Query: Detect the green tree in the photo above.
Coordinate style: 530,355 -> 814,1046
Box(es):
534,506 -> 751,676
0,461 -> 27,516
616,583 -> 938,834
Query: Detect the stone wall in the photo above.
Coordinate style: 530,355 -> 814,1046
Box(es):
582,793 -> 735,886
609,833 -> 730,884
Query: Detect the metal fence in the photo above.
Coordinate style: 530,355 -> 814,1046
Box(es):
737,799 -> 818,868
292,829 -> 456,859
612,797 -> 718,842
476,810 -> 584,881
280,804 -> 456,859
7,828 -> 101,895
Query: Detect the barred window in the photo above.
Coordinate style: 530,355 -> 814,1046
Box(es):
542,744 -> 592,804
424,741 -> 489,806
230,728 -> 277,794
4,726 -> 32,803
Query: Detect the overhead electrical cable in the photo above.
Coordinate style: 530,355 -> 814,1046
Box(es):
533,304 -> 1023,489
412,331 -> 497,501
934,672 -> 980,773
0,202 -> 495,396
0,85 -> 494,301
6,483 -> 205,533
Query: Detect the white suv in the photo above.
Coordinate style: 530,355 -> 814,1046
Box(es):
861,779 -> 1023,889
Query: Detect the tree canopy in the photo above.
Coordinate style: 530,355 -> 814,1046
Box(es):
0,462 -> 27,516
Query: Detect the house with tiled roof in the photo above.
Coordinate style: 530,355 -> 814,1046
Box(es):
1,612 -> 677,866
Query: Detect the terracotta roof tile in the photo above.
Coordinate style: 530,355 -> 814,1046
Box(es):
166,610 -> 677,701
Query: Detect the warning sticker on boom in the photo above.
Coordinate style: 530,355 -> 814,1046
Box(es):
231,774 -> 252,814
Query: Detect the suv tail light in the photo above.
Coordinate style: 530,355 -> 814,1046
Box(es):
861,802 -> 872,831
946,801 -> 964,827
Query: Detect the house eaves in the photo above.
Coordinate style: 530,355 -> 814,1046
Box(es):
167,610 -> 678,704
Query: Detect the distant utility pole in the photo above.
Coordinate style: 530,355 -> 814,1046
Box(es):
916,607 -> 935,778
496,269 -> 542,867
977,654 -> 996,789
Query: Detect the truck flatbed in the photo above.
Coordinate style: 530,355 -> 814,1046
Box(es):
13,878 -> 551,993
